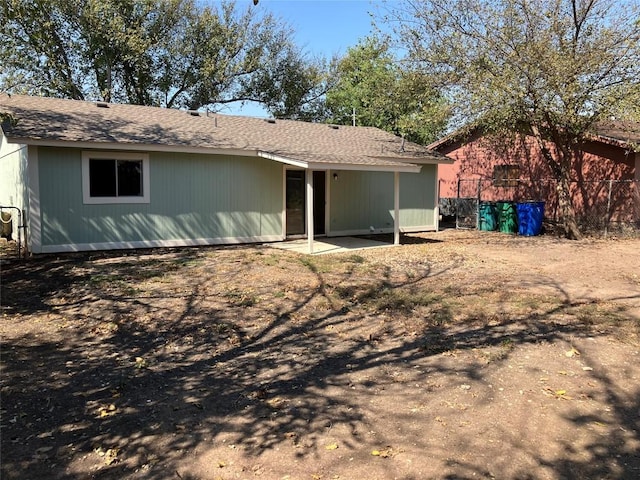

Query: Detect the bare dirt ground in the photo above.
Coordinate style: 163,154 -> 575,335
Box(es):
1,229 -> 639,480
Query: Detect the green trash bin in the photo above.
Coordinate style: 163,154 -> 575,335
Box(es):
478,202 -> 497,231
496,201 -> 518,234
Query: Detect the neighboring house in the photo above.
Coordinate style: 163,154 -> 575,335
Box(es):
430,122 -> 640,229
0,94 -> 451,254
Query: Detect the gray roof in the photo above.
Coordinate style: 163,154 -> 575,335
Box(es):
428,121 -> 640,152
0,94 -> 450,170
592,121 -> 640,148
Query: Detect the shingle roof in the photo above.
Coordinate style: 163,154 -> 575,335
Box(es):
592,121 -> 640,148
428,121 -> 640,152
0,94 -> 450,169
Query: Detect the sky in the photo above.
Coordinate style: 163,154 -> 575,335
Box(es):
222,0 -> 382,116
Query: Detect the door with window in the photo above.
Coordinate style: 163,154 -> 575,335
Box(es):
286,170 -> 306,235
285,170 -> 326,237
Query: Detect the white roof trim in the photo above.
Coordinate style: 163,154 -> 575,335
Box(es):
257,151 -> 309,168
306,162 -> 422,173
399,156 -> 455,165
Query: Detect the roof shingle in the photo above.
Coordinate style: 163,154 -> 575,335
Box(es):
0,94 -> 449,168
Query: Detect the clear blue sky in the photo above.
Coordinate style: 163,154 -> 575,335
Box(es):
262,0 -> 378,57
223,0 -> 381,116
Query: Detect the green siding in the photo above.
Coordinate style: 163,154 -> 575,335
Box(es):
329,166 -> 436,233
399,165 -> 436,228
330,171 -> 395,232
37,148 -> 283,248
0,135 -> 29,213
0,135 -> 29,242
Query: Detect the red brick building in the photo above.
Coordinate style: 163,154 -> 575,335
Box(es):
430,122 -> 640,231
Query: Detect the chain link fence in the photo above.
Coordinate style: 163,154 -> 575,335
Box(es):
439,178 -> 640,237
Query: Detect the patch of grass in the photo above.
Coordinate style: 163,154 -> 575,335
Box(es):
331,282 -> 442,315
572,302 -> 634,329
88,274 -> 140,296
211,321 -> 235,334
298,254 -> 364,274
332,284 -> 360,300
176,259 -> 201,268
223,289 -> 258,307
89,273 -> 114,285
430,304 -> 453,326
258,253 -> 281,266
298,257 -> 318,273
510,293 -> 559,312
372,288 -> 440,313
344,254 -> 366,264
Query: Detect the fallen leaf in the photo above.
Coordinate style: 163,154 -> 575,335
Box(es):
554,389 -> 572,399
266,397 -> 285,409
98,404 -> 117,418
371,446 -> 397,458
135,357 -> 147,369
565,347 -> 580,358
104,448 -> 118,465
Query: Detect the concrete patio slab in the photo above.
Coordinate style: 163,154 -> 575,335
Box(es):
266,236 -> 395,255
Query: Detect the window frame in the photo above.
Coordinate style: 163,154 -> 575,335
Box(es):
82,151 -> 150,204
492,164 -> 521,188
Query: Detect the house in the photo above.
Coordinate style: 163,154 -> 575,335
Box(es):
0,94 -> 451,254
430,122 -> 640,229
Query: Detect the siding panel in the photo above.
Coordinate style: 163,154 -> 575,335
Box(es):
330,171 -> 394,232
0,134 -> 29,240
400,165 -> 436,228
37,148 -> 283,250
330,167 -> 437,234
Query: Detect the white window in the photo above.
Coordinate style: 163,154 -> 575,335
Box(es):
82,151 -> 150,204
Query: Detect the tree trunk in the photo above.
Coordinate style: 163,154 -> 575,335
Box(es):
556,172 -> 583,240
530,124 -> 583,240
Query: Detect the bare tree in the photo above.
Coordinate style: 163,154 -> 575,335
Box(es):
385,0 -> 640,238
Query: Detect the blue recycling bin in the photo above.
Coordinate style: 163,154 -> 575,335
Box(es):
516,201 -> 545,236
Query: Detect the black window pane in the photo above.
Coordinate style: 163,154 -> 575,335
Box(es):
89,159 -> 117,197
117,160 -> 142,196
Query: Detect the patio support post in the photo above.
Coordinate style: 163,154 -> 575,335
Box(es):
394,171 -> 400,245
306,169 -> 314,253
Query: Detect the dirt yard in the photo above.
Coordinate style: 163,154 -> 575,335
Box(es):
1,230 -> 639,480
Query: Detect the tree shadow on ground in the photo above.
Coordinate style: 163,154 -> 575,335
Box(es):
1,245 -> 639,479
